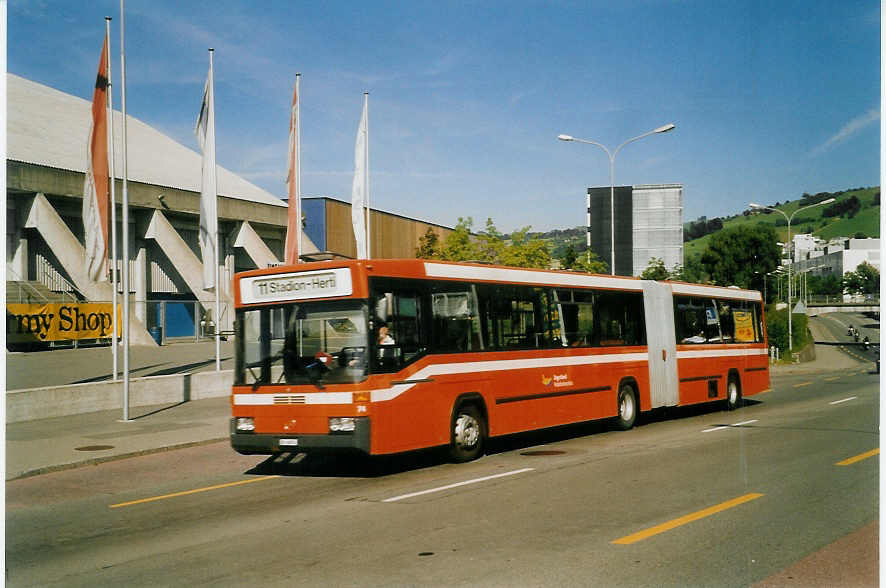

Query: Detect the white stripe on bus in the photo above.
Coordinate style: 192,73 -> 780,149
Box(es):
423,262 -> 644,291
234,347 -> 768,405
370,351 -> 649,402
676,348 -> 768,360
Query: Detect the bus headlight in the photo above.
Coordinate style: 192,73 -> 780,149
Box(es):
235,417 -> 255,432
329,417 -> 356,432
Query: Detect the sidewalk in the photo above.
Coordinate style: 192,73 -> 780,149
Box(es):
5,339 -> 234,391
6,394 -> 231,480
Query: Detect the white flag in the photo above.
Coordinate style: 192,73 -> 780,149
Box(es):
195,61 -> 218,290
351,95 -> 368,259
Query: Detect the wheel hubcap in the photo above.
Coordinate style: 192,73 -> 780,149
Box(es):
454,414 -> 480,448
729,383 -> 738,404
620,392 -> 634,421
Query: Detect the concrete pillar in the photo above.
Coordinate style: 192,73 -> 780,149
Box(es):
134,237 -> 148,324
8,195 -> 29,280
232,220 -> 279,270
144,209 -> 233,316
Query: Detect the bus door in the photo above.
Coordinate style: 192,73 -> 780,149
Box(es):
642,281 -> 678,408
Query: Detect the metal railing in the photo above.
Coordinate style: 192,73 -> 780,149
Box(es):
6,267 -> 82,304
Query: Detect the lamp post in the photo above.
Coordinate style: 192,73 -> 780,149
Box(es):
558,123 -> 675,275
749,198 -> 835,353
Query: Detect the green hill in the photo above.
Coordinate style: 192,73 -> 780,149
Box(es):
525,186 -> 879,266
682,186 -> 879,261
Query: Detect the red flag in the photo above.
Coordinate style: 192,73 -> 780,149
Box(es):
83,34 -> 110,281
283,76 -> 301,264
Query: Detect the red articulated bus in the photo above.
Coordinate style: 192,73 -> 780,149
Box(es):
231,259 -> 770,462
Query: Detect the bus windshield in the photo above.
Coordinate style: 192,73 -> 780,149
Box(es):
235,300 -> 369,386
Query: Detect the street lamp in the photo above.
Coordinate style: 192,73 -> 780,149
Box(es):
558,123 -> 676,275
749,198 -> 835,353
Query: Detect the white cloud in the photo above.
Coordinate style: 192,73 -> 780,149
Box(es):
811,108 -> 879,156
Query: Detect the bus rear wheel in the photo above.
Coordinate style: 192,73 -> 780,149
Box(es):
616,383 -> 638,430
449,404 -> 485,463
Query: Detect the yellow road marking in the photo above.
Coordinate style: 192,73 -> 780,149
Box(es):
612,493 -> 764,545
110,476 -> 278,508
793,381 -> 813,388
824,377 -> 840,382
835,449 -> 879,467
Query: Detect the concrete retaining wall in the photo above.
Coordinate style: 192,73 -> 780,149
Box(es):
7,370 -> 233,423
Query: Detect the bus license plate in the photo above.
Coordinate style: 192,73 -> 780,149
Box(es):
280,439 -> 299,447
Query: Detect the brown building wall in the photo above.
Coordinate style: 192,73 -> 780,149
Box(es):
323,198 -> 453,259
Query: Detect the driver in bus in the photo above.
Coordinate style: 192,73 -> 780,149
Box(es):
377,325 -> 395,345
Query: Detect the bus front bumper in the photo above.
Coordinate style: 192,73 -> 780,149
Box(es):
230,418 -> 371,455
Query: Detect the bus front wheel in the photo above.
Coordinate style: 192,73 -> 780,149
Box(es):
449,404 -> 486,463
725,377 -> 742,411
616,383 -> 638,430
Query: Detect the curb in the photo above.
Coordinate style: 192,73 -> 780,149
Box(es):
6,437 -> 228,482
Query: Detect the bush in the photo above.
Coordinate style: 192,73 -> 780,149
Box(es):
765,307 -> 810,355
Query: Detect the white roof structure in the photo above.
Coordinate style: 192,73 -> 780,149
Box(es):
7,73 -> 285,208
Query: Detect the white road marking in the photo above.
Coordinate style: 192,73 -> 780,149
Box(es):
702,419 -> 758,433
829,396 -> 857,405
383,468 -> 535,503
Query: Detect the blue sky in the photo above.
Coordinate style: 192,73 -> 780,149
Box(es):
8,1 -> 880,232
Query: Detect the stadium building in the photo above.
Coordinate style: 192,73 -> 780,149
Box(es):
6,74 -> 454,347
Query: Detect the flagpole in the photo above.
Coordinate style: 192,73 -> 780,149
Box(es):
105,16 -> 118,382
209,48 -> 221,372
364,92 -> 370,259
295,73 -> 302,263
119,0 -> 131,421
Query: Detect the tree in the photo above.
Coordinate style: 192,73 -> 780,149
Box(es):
438,217 -> 480,261
420,217 -> 553,269
806,273 -> 842,296
843,261 -> 879,296
561,246 -> 608,274
415,227 -> 440,259
560,244 -> 578,269
700,224 -> 781,290
639,257 -> 669,280
670,256 -> 708,284
499,225 -> 551,269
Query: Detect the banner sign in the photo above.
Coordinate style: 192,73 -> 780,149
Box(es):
7,303 -> 120,343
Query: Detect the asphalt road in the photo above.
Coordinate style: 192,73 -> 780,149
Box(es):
6,369 -> 878,587
813,311 -> 880,361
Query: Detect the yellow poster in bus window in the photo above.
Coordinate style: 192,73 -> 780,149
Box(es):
733,310 -> 755,342
6,303 -> 120,343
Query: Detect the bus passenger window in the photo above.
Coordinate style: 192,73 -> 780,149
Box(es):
478,285 -> 548,350
675,297 -> 706,343
703,299 -> 722,342
430,286 -> 483,353
717,300 -> 735,343
596,292 -> 629,346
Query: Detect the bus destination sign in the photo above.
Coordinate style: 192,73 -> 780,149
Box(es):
241,268 -> 353,304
